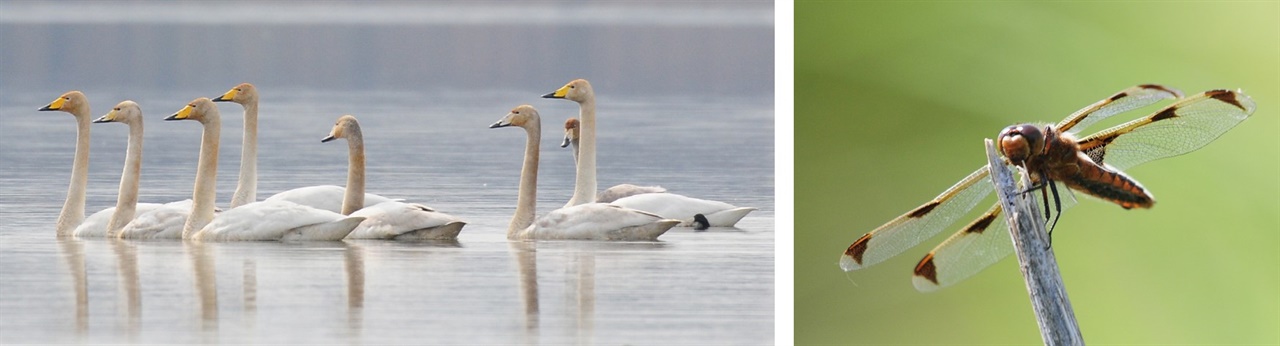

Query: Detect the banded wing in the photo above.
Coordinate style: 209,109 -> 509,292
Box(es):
840,85 -> 1181,273
910,89 -> 1254,291
839,166 -> 993,271
1057,84 -> 1184,134
1079,89 -> 1255,171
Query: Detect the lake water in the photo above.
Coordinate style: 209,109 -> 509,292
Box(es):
0,2 -> 775,344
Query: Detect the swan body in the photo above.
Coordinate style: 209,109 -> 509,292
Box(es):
491,105 -> 677,241
347,201 -> 465,240
214,83 -> 397,213
319,114 -> 465,240
265,186 -> 396,214
191,200 -> 363,241
166,98 -> 361,241
562,117 -> 666,203
38,91 -> 92,237
549,81 -> 755,227
611,193 -> 756,227
117,200 -> 198,239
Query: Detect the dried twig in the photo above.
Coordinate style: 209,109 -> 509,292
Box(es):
984,139 -> 1084,346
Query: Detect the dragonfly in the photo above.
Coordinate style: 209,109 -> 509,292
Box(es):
838,85 -> 1255,292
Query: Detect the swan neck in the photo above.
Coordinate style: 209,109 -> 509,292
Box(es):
509,122 -> 540,238
341,129 -> 365,215
231,102 -> 258,208
568,99 -> 597,206
57,109 -> 92,237
106,120 -> 145,236
184,116 -> 220,238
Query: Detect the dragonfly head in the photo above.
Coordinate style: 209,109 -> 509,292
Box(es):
997,124 -> 1045,166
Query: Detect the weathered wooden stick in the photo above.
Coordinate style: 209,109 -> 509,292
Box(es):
984,139 -> 1084,346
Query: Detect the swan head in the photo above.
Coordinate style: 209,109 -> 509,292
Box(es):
212,83 -> 258,104
93,100 -> 142,124
322,114 -> 360,143
490,105 -> 540,129
561,117 -> 579,148
165,97 -> 220,124
541,79 -> 593,103
38,91 -> 89,114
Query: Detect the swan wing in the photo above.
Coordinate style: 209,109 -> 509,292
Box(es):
346,201 -> 465,240
611,193 -> 754,226
525,203 -> 677,241
194,200 -> 360,241
118,200 -> 197,239
595,184 -> 666,203
266,185 -> 398,213
73,203 -> 167,238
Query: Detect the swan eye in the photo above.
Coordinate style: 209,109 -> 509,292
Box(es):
513,111 -> 520,114
114,107 -> 121,111
63,96 -> 70,100
569,86 -> 575,89
235,88 -> 242,92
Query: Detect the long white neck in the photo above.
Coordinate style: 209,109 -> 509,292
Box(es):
566,99 -> 597,206
183,116 -> 221,238
509,122 -> 541,238
57,108 -> 92,237
230,101 -> 257,208
340,128 -> 366,215
106,119 -> 144,237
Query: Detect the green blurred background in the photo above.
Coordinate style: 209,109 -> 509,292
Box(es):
796,2 -> 1278,344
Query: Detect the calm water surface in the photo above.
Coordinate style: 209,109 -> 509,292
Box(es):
0,2 -> 773,343
0,88 -> 774,344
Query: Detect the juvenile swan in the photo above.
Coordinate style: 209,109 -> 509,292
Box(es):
321,115 -> 465,240
166,98 -> 363,241
544,79 -> 755,227
211,83 -> 395,213
490,105 -> 677,240
561,117 -> 666,203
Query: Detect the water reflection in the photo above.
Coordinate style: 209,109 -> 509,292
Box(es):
56,239 -> 87,339
186,242 -> 219,339
511,241 -> 540,343
343,243 -> 364,342
110,240 -> 141,341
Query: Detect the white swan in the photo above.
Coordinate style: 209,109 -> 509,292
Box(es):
38,91 -> 92,237
166,98 -> 363,241
610,193 -> 756,227
211,83 -> 395,213
542,79 -> 598,206
70,101 -> 196,238
561,117 -> 666,203
490,105 -> 677,240
320,114 -> 465,240
543,79 -> 755,227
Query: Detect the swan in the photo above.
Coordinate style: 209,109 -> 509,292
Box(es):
320,114 -> 465,240
70,101 -> 194,238
542,79 -> 598,206
37,91 -> 92,237
543,79 -> 755,227
490,105 -> 677,240
165,98 -> 363,241
561,117 -> 666,203
211,83 -> 395,213
611,193 -> 756,227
